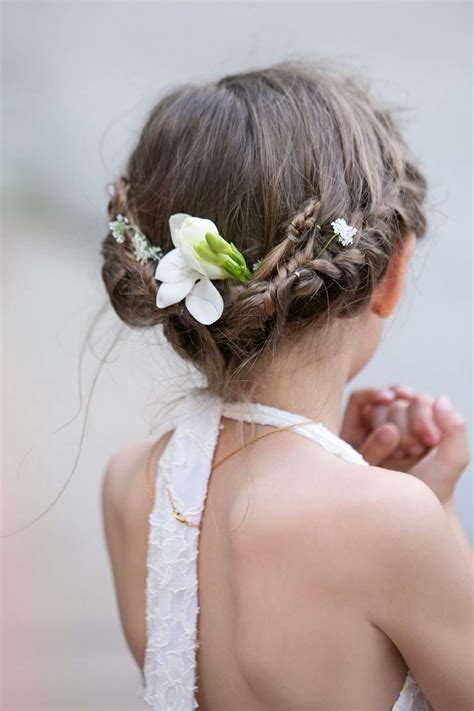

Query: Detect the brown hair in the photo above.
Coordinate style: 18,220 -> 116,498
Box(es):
101,61 -> 427,399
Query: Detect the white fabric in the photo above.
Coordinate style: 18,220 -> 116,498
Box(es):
143,388 -> 431,711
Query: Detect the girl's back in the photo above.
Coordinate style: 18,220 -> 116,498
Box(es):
197,420 -> 411,710
104,393 -> 469,710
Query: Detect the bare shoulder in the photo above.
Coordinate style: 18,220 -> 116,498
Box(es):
332,462 -> 450,564
341,463 -> 471,620
353,463 -> 445,534
355,463 -> 460,572
242,443 -> 456,587
101,432 -> 172,534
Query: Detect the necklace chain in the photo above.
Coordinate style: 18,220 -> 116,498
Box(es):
144,418 -> 317,527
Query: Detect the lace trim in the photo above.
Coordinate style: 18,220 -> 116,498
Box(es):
393,671 -> 432,711
221,399 -> 368,466
143,390 -> 222,710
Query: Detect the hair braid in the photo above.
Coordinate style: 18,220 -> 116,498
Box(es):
223,216 -> 368,358
256,198 -> 322,280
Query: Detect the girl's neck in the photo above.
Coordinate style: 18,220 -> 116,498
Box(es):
248,324 -> 360,435
250,365 -> 348,434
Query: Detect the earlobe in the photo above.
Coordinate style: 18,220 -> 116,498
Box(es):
370,233 -> 416,319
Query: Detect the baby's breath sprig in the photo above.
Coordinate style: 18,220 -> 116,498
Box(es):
316,218 -> 358,258
109,214 -> 163,265
108,214 -> 129,243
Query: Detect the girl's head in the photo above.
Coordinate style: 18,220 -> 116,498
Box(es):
102,62 -> 427,399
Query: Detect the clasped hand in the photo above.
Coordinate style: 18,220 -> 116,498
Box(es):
340,386 -> 469,505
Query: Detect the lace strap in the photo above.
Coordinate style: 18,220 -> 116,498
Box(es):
143,389 -> 223,710
222,400 -> 368,466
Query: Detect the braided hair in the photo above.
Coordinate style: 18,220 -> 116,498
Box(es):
101,61 -> 427,398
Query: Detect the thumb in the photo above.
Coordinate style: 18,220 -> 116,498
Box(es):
429,396 -> 469,476
359,423 -> 401,465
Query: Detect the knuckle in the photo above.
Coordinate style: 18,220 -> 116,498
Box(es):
411,419 -> 427,436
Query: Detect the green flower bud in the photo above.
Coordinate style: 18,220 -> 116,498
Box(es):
196,236 -> 252,283
229,243 -> 247,268
194,241 -> 227,267
221,257 -> 252,283
205,232 -> 232,255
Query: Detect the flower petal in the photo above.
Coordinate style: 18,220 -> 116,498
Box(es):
179,240 -> 207,275
185,278 -> 224,325
172,216 -> 231,278
176,217 -> 219,249
179,239 -> 229,279
156,274 -> 197,308
169,214 -> 191,248
155,249 -> 189,283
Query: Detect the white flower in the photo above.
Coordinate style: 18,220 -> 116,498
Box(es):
331,218 -> 358,246
155,214 -> 232,325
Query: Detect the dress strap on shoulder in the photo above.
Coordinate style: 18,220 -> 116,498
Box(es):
222,399 -> 368,466
163,388 -> 223,520
143,387 -> 223,710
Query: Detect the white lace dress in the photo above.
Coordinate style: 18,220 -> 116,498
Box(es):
142,389 -> 432,711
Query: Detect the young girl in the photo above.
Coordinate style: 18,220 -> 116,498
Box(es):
101,63 -> 472,710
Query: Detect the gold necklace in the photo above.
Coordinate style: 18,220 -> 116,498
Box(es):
144,418 -> 317,527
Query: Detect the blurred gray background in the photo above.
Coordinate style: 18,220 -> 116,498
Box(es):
2,2 -> 472,710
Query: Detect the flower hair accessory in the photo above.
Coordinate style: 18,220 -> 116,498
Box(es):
109,214 -> 163,265
314,217 -> 358,258
154,214 -> 251,325
108,210 -> 357,325
331,218 -> 358,246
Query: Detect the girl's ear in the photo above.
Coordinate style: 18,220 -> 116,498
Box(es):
370,232 -> 416,318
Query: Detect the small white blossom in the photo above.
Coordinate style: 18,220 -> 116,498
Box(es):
132,231 -> 163,265
109,214 -> 129,243
109,214 -> 162,264
331,218 -> 358,246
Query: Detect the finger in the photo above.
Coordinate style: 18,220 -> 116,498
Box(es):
367,400 -> 411,433
385,400 -> 413,447
368,400 -> 429,457
408,394 -> 440,448
391,446 -> 407,460
345,388 -> 397,418
359,424 -> 401,465
406,442 -> 426,458
363,403 -> 390,429
389,384 -> 414,400
430,396 -> 469,475
341,388 -> 396,444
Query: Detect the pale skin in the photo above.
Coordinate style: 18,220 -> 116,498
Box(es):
102,233 -> 473,710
